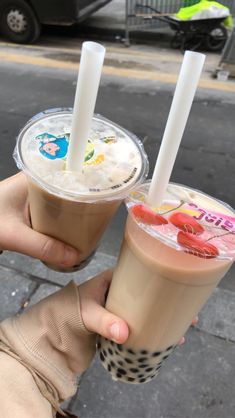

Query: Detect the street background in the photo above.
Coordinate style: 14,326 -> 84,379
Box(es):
0,1 -> 235,417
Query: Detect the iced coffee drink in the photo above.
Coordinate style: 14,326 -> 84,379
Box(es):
14,109 -> 148,271
98,182 -> 235,383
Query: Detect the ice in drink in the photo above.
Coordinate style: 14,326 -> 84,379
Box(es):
14,109 -> 148,271
98,182 -> 235,383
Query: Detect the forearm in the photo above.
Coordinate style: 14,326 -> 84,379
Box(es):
0,281 -> 96,417
0,352 -> 53,418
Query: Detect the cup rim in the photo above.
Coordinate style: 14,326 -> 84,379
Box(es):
14,108 -> 149,203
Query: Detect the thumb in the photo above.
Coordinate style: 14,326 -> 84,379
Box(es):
82,300 -> 129,345
7,223 -> 80,268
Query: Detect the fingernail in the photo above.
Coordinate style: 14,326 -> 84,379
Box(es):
62,247 -> 79,266
110,323 -> 120,342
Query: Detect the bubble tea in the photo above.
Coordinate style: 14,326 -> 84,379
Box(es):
98,181 -> 235,383
14,109 -> 148,272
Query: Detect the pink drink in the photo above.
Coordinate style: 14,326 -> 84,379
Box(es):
98,182 -> 235,384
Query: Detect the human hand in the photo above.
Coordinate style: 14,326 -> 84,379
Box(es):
0,172 -> 80,268
79,269 -> 198,346
79,269 -> 129,344
178,315 -> 199,345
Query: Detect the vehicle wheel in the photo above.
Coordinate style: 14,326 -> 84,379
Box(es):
181,36 -> 203,52
205,25 -> 227,52
0,0 -> 41,43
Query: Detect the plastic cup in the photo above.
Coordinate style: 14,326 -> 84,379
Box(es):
14,108 -> 148,272
98,181 -> 235,384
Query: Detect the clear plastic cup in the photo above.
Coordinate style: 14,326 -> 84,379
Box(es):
98,181 -> 235,383
14,108 -> 149,272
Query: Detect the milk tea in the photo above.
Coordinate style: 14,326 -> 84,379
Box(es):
15,109 -> 148,271
98,182 -> 234,383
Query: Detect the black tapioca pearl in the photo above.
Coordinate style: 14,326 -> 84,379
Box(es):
138,357 -> 148,363
146,367 -> 154,372
128,377 -> 135,382
117,368 -> 127,375
110,360 -> 115,367
102,349 -> 107,357
139,364 -> 149,368
97,341 -> 101,349
162,354 -> 170,360
116,373 -> 122,378
118,360 -> 124,366
140,350 -> 148,355
108,364 -> 112,372
127,348 -> 135,355
108,348 -> 113,355
130,368 -> 139,373
139,378 -> 146,383
115,350 -> 119,355
150,374 -> 156,379
117,344 -> 123,351
138,374 -> 144,378
153,351 -> 162,357
124,357 -> 133,364
100,352 -> 105,362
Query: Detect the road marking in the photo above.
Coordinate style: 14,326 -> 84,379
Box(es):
0,51 -> 78,69
0,50 -> 234,93
0,40 -> 182,61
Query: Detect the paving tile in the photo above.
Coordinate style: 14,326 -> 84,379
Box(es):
29,284 -> 60,306
0,265 -> 36,320
0,251 -> 117,286
196,287 -> 235,342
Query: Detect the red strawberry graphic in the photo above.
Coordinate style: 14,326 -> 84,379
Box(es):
177,231 -> 219,259
169,212 -> 204,235
132,204 -> 168,226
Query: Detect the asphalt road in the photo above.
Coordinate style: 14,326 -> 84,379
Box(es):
0,45 -> 234,290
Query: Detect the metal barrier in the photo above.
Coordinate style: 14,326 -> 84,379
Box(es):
124,0 -> 235,45
218,26 -> 235,75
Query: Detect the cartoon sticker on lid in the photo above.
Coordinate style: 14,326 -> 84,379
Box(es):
36,133 -> 69,160
35,132 -> 117,165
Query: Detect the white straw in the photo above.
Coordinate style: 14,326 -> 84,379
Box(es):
66,41 -> 105,172
147,50 -> 205,208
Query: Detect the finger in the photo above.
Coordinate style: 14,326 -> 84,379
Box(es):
178,336 -> 185,346
178,316 -> 199,346
191,316 -> 199,326
6,222 -> 80,268
82,299 -> 129,344
80,269 -> 114,306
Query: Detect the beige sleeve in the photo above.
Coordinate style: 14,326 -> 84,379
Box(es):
0,281 -> 96,416
0,352 -> 53,418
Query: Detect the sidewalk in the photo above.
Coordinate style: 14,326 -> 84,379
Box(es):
78,0 -> 234,79
0,249 -> 234,417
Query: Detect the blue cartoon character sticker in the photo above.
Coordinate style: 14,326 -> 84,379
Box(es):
35,132 -> 117,165
36,132 -> 69,160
